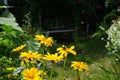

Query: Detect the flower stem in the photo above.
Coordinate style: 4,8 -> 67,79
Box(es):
62,57 -> 66,79
49,62 -> 54,80
42,45 -> 45,55
80,71 -> 84,80
77,70 -> 80,80
42,45 -> 45,79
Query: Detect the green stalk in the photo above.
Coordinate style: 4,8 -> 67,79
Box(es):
49,62 -> 54,80
80,71 -> 84,80
62,57 -> 66,80
77,70 -> 80,80
42,45 -> 45,55
42,45 -> 45,79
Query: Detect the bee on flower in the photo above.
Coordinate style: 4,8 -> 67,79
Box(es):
57,45 -> 77,57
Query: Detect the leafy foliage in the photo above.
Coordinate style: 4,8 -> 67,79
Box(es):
0,11 -> 23,32
26,40 -> 40,52
0,11 -> 28,56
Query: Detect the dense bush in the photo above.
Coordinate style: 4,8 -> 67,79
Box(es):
105,18 -> 120,79
106,18 -> 120,56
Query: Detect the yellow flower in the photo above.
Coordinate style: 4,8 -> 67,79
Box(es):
12,44 -> 26,52
35,35 -> 46,41
35,34 -> 53,46
57,45 -> 77,57
43,52 -> 63,63
71,61 -> 88,71
44,37 -> 53,46
6,67 -> 16,70
22,67 -> 43,80
6,67 -> 16,78
20,50 -> 41,61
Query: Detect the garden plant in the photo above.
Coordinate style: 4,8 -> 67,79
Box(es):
0,2 -> 120,80
0,9 -> 89,80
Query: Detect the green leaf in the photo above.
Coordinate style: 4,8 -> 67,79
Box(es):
26,40 -> 40,52
1,11 -> 14,18
0,11 -> 23,32
1,70 -> 13,75
0,6 -> 4,9
3,39 -> 9,46
0,5 -> 12,9
1,24 -> 13,32
12,67 -> 25,76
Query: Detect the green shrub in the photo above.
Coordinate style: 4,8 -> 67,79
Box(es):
103,18 -> 120,80
106,18 -> 120,57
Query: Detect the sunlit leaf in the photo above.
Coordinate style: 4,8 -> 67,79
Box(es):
0,11 -> 23,32
0,5 -> 12,9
